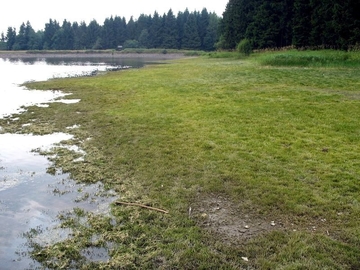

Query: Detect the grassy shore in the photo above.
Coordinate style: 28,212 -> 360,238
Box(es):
4,50 -> 360,269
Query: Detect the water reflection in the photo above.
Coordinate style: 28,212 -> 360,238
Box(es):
3,56 -> 146,67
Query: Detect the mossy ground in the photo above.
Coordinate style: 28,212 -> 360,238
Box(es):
2,50 -> 360,269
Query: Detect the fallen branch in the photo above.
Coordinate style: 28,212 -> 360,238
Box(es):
115,201 -> 169,214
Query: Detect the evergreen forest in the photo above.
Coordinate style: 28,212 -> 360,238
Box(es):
0,9 -> 220,51
0,0 -> 359,51
220,0 -> 360,50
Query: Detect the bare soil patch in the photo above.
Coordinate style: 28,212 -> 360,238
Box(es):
191,195 -> 280,243
191,194 -> 332,244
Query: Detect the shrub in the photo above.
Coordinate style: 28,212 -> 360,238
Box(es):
123,40 -> 139,49
237,39 -> 252,56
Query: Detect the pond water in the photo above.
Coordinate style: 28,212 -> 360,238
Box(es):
0,56 -> 157,269
0,57 -> 148,118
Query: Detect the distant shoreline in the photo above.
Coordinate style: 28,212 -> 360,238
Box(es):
0,50 -> 187,60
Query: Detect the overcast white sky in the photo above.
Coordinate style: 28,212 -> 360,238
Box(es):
0,0 -> 229,34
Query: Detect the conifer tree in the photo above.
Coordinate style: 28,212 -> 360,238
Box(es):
138,29 -> 150,48
13,23 -> 27,50
182,13 -> 201,50
60,20 -> 75,50
6,27 -> 16,50
102,17 -> 117,49
221,0 -> 255,49
176,9 -> 190,49
149,12 -> 164,48
246,0 -> 290,48
203,13 -> 220,51
87,20 -> 101,49
126,17 -> 136,40
27,24 -> 42,50
114,17 -> 127,46
134,14 -> 152,40
162,9 -> 178,49
73,21 -> 88,49
292,0 -> 312,48
198,8 -> 210,49
43,19 -> 60,49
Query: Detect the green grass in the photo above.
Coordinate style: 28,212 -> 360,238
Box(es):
257,49 -> 360,68
10,50 -> 360,269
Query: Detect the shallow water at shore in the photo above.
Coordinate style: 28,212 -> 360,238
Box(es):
0,57 -> 127,268
0,132 -> 118,268
0,57 -> 127,118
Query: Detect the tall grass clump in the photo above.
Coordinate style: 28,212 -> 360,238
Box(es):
258,49 -> 360,68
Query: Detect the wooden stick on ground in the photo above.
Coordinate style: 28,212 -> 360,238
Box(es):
115,201 -> 169,214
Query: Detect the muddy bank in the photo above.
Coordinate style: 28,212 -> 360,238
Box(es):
0,51 -> 186,60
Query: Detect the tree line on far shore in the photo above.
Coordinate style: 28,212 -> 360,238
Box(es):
1,0 -> 359,52
0,8 -> 220,51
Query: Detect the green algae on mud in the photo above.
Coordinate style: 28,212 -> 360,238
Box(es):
9,51 -> 360,269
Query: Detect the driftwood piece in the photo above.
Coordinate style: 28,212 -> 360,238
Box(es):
115,201 -> 169,214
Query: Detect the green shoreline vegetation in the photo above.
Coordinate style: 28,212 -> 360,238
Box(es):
2,49 -> 360,269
